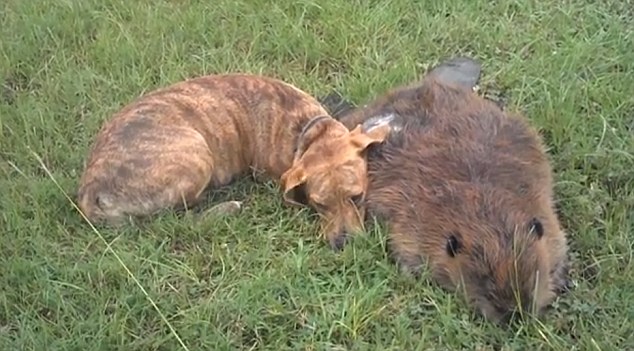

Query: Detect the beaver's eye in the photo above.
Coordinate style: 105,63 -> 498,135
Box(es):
446,232 -> 462,257
529,218 -> 544,239
350,193 -> 364,205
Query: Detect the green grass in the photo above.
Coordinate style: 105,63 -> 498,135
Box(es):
1,0 -> 633,349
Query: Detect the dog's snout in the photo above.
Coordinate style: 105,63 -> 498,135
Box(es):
330,232 -> 349,251
320,199 -> 365,251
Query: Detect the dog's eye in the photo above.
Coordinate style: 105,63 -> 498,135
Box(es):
446,232 -> 462,257
350,193 -> 364,205
311,200 -> 327,212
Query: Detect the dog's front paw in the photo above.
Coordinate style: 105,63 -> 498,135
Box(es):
205,200 -> 243,217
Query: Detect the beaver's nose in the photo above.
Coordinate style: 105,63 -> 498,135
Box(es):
498,308 -> 524,326
498,310 -> 514,325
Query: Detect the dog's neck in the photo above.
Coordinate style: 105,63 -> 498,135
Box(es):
299,115 -> 332,138
293,114 -> 341,159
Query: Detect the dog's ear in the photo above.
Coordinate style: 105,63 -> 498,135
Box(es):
280,165 -> 309,206
349,114 -> 394,151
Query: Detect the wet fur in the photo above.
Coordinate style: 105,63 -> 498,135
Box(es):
77,73 -> 388,249
324,68 -> 571,324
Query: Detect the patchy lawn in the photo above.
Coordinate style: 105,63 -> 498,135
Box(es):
1,0 -> 632,349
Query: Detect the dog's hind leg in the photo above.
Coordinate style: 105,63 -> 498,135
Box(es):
77,126 -> 217,225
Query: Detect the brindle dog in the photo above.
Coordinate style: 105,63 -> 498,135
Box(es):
78,73 -> 391,249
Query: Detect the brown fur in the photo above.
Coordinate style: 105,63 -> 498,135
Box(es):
77,73 -> 391,249
333,76 -> 571,324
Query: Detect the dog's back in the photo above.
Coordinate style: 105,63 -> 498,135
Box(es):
85,74 -> 328,181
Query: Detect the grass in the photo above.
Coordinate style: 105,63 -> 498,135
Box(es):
1,0 -> 633,349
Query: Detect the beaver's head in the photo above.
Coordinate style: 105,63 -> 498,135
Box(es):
423,184 -> 572,325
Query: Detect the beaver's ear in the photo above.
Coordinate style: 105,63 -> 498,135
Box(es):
280,165 -> 308,206
528,218 -> 544,239
446,232 -> 463,257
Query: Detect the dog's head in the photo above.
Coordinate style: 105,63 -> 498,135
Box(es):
280,114 -> 395,250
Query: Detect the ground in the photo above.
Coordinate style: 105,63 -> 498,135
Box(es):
1,0 -> 633,350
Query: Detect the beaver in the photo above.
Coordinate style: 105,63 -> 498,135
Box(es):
320,57 -> 572,324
